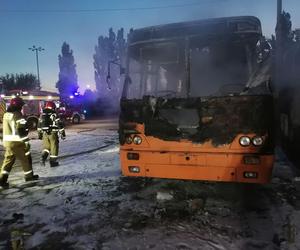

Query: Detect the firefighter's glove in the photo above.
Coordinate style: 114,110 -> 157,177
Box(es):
60,132 -> 66,140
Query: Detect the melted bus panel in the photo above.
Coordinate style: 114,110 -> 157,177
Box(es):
119,16 -> 275,183
277,38 -> 300,161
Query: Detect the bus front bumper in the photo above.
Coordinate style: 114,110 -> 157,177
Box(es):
120,150 -> 274,184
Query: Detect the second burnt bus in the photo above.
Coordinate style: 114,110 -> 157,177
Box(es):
119,16 -> 274,183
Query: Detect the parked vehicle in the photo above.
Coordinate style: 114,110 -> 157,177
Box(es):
57,102 -> 85,124
0,90 -> 85,129
118,16 -> 275,184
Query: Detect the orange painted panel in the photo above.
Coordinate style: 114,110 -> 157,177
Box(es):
170,153 -> 198,165
206,153 -> 229,167
120,149 -> 274,183
120,123 -> 274,183
141,151 -> 171,164
144,164 -> 236,182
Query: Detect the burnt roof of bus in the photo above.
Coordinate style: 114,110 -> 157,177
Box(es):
129,16 -> 261,45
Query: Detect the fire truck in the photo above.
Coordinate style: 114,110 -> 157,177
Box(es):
57,101 -> 85,124
0,90 -> 85,129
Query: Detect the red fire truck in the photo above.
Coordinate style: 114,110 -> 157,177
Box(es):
0,90 -> 85,129
57,101 -> 85,124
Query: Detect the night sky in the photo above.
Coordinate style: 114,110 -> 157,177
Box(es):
0,0 -> 299,93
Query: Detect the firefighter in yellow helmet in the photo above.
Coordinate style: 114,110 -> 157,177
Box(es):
37,101 -> 65,167
0,97 -> 39,188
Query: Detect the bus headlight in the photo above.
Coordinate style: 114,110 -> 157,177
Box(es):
243,171 -> 258,179
252,136 -> 263,146
129,166 -> 140,173
133,135 -> 142,145
125,136 -> 133,144
239,136 -> 251,146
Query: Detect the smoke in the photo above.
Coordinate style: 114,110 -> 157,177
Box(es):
189,42 -> 249,97
126,27 -> 263,99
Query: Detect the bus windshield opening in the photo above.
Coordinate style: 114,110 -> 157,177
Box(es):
126,37 -> 255,99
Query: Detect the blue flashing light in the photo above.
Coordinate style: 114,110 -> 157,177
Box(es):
74,92 -> 79,96
69,95 -> 74,99
83,110 -> 87,114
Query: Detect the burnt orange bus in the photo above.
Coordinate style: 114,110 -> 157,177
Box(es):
119,16 -> 275,183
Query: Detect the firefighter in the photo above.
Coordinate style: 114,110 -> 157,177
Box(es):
0,97 -> 39,188
38,101 -> 66,167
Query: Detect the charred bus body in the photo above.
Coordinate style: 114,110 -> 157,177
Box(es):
278,33 -> 300,160
119,16 -> 275,183
275,1 -> 300,165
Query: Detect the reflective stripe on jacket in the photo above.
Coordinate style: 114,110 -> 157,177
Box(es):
2,112 -> 29,143
38,110 -> 65,134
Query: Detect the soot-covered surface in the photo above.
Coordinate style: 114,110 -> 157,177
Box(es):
120,95 -> 274,148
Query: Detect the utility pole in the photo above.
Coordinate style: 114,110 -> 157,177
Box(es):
0,79 -> 4,95
275,0 -> 283,89
276,0 -> 283,47
277,0 -> 282,24
28,45 -> 44,90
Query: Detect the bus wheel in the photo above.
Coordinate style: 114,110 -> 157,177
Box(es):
27,117 -> 38,130
72,114 -> 80,124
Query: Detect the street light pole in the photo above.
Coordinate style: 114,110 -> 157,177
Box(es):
275,0 -> 283,88
28,45 -> 44,90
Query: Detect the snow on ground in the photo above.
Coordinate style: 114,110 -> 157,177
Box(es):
0,122 -> 300,249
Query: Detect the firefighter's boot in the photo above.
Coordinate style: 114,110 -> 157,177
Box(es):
0,174 -> 9,189
50,161 -> 59,167
24,173 -> 39,182
40,150 -> 49,166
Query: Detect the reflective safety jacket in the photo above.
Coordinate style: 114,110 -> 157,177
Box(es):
2,111 -> 29,146
37,109 -> 65,136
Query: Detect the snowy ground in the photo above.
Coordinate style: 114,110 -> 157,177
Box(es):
0,119 -> 300,250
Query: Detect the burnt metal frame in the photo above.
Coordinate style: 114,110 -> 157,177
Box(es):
123,16 -> 262,100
